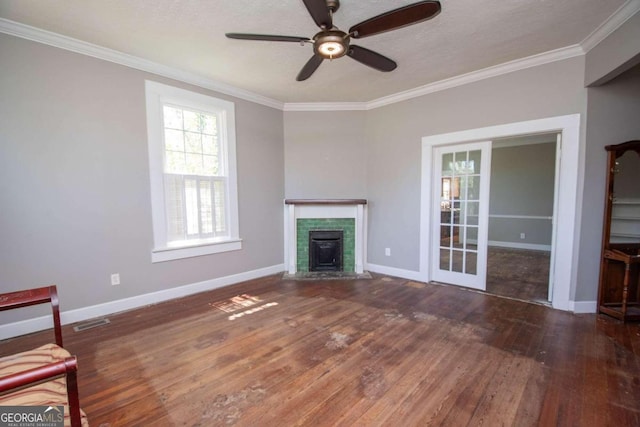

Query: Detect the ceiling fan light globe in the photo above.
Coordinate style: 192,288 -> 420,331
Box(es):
317,41 -> 345,58
313,30 -> 350,59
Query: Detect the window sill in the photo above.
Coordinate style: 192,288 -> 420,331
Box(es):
151,238 -> 242,263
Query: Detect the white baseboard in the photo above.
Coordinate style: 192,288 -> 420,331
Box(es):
0,264 -> 285,341
488,240 -> 551,252
1,262 -> 595,341
366,264 -> 597,315
365,263 -> 424,282
569,300 -> 597,314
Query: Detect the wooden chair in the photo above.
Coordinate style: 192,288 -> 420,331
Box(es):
0,286 -> 87,426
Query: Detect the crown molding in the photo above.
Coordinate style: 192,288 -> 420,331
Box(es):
283,102 -> 367,112
2,0 -> 637,113
0,18 -> 284,110
365,45 -> 584,110
0,16 -> 585,114
284,45 -> 584,112
581,0 -> 640,53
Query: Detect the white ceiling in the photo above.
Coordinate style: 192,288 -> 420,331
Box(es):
0,0 -> 633,104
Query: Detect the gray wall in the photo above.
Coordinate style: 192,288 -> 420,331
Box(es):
577,63 -> 640,300
584,11 -> 640,86
489,142 -> 556,246
0,34 -> 284,321
284,111 -> 367,199
364,57 -> 587,271
2,6 -> 638,323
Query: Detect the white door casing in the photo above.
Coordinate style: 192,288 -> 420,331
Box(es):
420,114 -> 582,312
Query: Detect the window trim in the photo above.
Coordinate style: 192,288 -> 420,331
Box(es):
145,80 -> 241,262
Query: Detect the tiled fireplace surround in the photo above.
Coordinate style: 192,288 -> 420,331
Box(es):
284,199 -> 367,275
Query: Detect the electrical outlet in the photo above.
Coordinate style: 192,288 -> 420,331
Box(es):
110,273 -> 120,286
385,248 -> 391,256
520,233 -> 526,240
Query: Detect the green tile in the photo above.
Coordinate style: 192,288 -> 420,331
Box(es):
296,218 -> 355,272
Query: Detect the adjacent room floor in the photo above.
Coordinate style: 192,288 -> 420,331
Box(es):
486,247 -> 551,304
1,273 -> 638,426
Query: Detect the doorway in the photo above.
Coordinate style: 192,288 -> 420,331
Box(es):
485,134 -> 558,304
419,114 -> 581,311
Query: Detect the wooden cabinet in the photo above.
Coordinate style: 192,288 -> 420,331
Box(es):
598,140 -> 640,321
610,199 -> 640,243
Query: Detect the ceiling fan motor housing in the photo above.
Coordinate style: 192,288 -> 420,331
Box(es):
314,30 -> 350,59
326,0 -> 340,13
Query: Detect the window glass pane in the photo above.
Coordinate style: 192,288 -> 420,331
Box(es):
186,153 -> 203,175
163,106 -> 183,130
465,226 -> 478,250
185,131 -> 202,153
184,179 -> 199,235
453,151 -> 468,173
452,226 -> 463,249
466,176 -> 481,200
165,151 -> 186,174
440,224 -> 451,248
214,180 -> 226,233
200,180 -> 213,234
202,115 -> 217,135
440,248 -> 450,271
164,129 -> 184,152
451,178 -> 460,200
183,110 -> 201,132
452,203 -> 461,224
164,174 -> 185,241
203,155 -> 219,175
465,252 -> 477,275
452,250 -> 463,273
458,201 -> 467,225
440,209 -> 451,226
202,135 -> 217,155
466,202 -> 479,225
441,153 -> 454,177
441,177 -> 450,200
468,150 -> 481,174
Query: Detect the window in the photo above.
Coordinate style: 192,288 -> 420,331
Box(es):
145,81 -> 240,262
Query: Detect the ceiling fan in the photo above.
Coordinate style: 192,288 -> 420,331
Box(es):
226,0 -> 441,81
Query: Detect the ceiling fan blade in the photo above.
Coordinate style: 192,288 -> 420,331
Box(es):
226,33 -> 311,43
297,54 -> 324,81
347,45 -> 397,72
302,0 -> 332,29
349,1 -> 441,39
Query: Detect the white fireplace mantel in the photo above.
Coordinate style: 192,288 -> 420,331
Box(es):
284,199 -> 367,274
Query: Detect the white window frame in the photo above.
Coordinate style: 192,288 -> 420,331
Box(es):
145,80 -> 241,262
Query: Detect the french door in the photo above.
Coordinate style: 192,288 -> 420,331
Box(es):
431,141 -> 491,290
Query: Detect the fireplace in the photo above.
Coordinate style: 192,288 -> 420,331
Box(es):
284,199 -> 367,275
309,230 -> 343,271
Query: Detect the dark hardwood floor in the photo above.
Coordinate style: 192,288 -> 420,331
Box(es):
486,247 -> 551,303
1,273 -> 639,426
